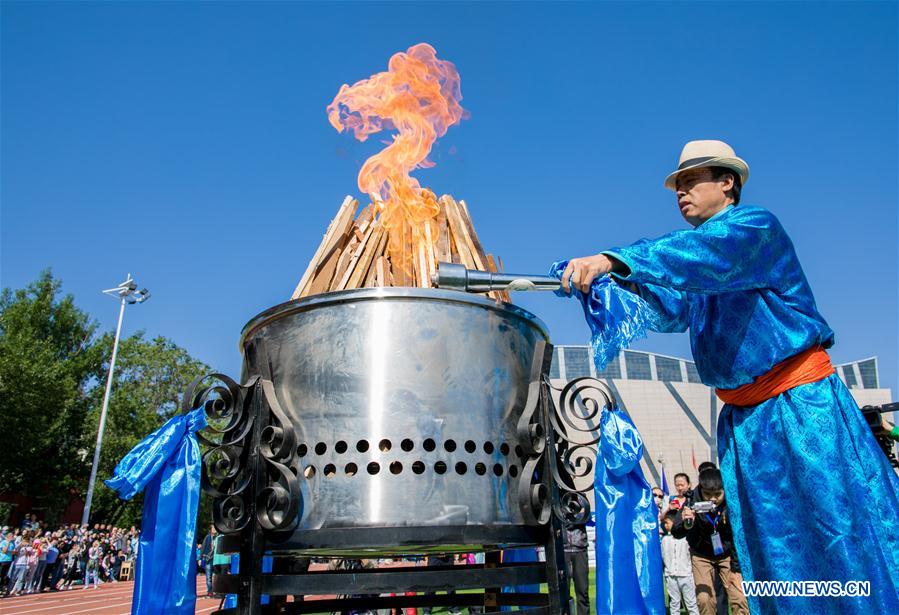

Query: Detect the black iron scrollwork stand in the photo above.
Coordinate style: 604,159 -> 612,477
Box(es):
547,376 -> 614,526
183,369 -> 303,614
513,347 -> 612,615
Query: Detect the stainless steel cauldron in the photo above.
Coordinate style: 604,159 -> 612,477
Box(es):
238,288 -> 549,537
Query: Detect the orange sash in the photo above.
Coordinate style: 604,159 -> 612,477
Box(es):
715,345 -> 834,407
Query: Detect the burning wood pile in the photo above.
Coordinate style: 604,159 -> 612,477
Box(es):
291,43 -> 510,303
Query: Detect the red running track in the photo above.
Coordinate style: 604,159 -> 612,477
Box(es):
0,577 -> 222,614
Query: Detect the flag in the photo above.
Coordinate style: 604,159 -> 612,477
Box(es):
691,445 -> 697,471
660,463 -> 669,496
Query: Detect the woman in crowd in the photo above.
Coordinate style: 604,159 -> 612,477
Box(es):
60,544 -> 83,590
9,543 -> 31,595
83,540 -> 101,589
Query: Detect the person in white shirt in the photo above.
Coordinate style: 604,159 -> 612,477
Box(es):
661,510 -> 699,615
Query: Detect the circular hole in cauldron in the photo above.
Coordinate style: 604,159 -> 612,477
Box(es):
500,443 -> 510,456
423,438 -> 436,452
367,462 -> 380,475
509,465 -> 519,478
401,438 -> 414,452
444,439 -> 457,453
455,462 -> 467,475
379,439 -> 392,452
304,466 -> 316,479
434,461 -> 447,475
514,445 -> 524,458
412,461 -> 426,474
345,463 -> 358,477
483,442 -> 495,455
493,464 -> 504,477
323,464 -> 336,478
314,442 -> 327,456
356,440 -> 370,453
335,440 -> 348,454
389,461 -> 403,475
475,463 -> 487,475
297,444 -> 308,457
464,440 -> 477,454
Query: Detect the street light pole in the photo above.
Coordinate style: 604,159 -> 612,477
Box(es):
81,275 -> 150,527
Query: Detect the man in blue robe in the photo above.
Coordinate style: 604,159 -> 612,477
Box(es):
559,140 -> 899,614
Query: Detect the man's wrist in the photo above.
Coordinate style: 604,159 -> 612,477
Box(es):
600,251 -> 632,277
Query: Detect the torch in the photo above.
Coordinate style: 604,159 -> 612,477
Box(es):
432,262 -> 561,293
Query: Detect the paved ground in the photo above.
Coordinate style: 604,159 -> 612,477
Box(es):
0,577 -> 222,614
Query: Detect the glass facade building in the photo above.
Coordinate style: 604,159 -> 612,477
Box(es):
549,346 -> 882,391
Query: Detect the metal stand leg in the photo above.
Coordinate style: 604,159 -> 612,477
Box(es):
237,381 -> 265,615
539,344 -> 570,615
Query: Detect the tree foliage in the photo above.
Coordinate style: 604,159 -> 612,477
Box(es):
0,271 -> 211,526
85,333 -> 209,526
0,271 -> 102,505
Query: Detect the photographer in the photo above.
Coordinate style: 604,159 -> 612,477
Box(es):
684,462 -> 727,615
672,468 -> 748,615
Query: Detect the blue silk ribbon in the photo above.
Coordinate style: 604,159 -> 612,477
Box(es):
549,261 -> 664,613
548,260 -> 660,371
105,408 -> 207,615
593,407 -> 664,615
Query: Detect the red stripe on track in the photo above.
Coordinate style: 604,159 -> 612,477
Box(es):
0,578 -> 222,614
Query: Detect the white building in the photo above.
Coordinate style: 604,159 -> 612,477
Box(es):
549,346 -> 894,486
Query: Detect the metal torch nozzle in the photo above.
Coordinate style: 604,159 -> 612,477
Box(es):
431,262 -> 561,293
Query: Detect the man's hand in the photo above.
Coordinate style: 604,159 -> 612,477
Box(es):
681,507 -> 695,523
561,253 -> 617,294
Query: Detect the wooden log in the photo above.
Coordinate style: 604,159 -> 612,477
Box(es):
347,224 -> 386,290
445,197 -> 485,270
416,231 -> 429,288
334,223 -> 376,291
442,197 -> 477,269
423,220 -> 437,282
486,254 -> 510,303
449,226 -> 461,264
402,221 -> 415,287
457,199 -> 491,273
435,202 -> 450,263
327,234 -> 360,292
375,256 -> 387,287
291,196 -> 357,299
295,194 -> 508,296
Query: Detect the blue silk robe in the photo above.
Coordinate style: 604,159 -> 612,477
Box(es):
603,205 -> 899,615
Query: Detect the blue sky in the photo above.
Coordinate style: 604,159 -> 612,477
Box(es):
3,1 -> 897,393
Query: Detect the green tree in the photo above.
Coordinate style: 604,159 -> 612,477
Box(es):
0,271 -> 103,517
84,333 -> 210,527
1,271 -> 212,527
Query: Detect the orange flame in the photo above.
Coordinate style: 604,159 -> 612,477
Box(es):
327,43 -> 465,280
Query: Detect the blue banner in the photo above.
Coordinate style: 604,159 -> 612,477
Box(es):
105,408 -> 207,615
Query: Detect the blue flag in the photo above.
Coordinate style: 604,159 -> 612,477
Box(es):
105,408 -> 207,615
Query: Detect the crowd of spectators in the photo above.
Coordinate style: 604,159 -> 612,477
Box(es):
0,515 -> 140,597
653,463 -> 749,615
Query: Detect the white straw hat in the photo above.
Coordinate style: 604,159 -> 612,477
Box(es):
664,140 -> 749,191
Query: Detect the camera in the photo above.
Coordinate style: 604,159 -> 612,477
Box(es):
861,402 -> 898,469
683,500 -> 716,529
692,501 -> 717,514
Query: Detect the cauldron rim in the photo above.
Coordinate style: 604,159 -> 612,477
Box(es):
239,287 -> 550,352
